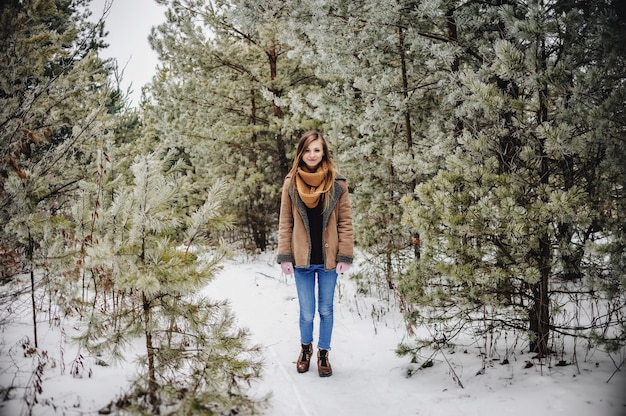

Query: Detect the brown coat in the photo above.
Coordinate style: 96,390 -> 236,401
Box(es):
277,175 -> 354,270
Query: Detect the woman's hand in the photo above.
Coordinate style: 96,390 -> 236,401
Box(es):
336,262 -> 351,274
281,262 -> 294,275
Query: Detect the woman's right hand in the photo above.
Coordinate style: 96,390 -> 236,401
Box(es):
281,262 -> 294,275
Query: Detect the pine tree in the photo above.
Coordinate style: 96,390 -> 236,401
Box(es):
400,0 -> 626,360
145,0 -> 321,251
1,2 -> 267,413
274,0 -> 443,291
0,0 -> 118,351
72,147 -> 266,414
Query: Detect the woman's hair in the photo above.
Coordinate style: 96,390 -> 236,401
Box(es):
288,130 -> 337,208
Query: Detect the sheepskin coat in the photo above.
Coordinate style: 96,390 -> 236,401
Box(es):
277,174 -> 354,270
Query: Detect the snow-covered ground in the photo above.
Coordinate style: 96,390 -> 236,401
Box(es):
209,254 -> 625,416
1,252 -> 624,415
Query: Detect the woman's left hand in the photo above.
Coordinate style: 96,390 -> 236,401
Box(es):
336,262 -> 351,274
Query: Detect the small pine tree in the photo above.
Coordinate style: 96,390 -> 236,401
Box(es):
74,150 -> 267,414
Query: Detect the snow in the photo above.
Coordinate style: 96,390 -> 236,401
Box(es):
1,252 -> 625,416
206,254 -> 625,416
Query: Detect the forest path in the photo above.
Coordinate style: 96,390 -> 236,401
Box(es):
203,254 -> 624,416
203,255 -> 431,416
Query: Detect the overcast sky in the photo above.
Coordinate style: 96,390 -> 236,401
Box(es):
89,0 -> 167,106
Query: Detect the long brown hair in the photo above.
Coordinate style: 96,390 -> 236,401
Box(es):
289,130 -> 337,209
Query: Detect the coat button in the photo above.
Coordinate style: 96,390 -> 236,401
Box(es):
324,243 -> 329,248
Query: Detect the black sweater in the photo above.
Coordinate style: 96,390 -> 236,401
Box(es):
307,199 -> 324,265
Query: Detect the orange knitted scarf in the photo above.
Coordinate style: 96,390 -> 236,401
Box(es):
295,162 -> 333,208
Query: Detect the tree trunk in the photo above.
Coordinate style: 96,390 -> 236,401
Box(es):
529,33 -> 551,358
266,39 -> 290,178
142,292 -> 158,410
28,232 -> 38,348
529,233 -> 551,357
385,248 -> 394,290
30,269 -> 38,349
397,25 -> 415,192
446,7 -> 463,136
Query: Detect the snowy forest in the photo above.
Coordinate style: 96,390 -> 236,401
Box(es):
1,0 -> 625,415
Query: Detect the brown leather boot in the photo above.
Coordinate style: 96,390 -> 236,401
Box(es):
296,343 -> 312,373
317,349 -> 332,377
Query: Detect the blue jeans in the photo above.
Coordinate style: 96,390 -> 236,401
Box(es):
294,264 -> 338,351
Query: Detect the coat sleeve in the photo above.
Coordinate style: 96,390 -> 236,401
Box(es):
336,180 -> 354,264
277,177 -> 295,264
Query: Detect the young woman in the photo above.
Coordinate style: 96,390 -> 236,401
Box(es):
277,130 -> 354,377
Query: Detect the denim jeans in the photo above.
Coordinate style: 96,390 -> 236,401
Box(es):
294,264 -> 338,351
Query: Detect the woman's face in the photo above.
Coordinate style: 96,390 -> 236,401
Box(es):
302,139 -> 324,171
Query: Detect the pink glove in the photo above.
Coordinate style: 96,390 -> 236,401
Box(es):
281,262 -> 294,275
336,262 -> 351,274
